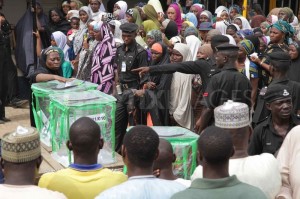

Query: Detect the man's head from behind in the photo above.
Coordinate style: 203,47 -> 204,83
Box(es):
122,125 -> 159,168
214,44 -> 239,68
67,117 -> 103,157
0,127 -> 42,183
153,139 -> 175,171
199,126 -> 234,165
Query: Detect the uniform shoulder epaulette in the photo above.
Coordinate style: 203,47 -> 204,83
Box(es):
208,69 -> 220,77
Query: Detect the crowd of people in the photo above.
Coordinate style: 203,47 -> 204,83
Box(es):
1,0 -> 300,198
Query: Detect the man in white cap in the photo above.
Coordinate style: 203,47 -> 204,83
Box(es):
191,100 -> 281,199
0,127 -> 66,199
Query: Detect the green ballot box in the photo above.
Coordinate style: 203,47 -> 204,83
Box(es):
127,126 -> 199,179
31,80 -> 98,146
49,90 -> 117,167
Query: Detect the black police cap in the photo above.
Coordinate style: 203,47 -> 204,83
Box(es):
215,44 -> 239,52
264,84 -> 291,103
268,51 -> 291,62
120,22 -> 139,33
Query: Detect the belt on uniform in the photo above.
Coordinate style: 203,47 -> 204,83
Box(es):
120,81 -> 139,89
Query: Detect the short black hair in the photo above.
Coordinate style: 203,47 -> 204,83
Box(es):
69,117 -> 101,155
226,24 -> 238,32
199,126 -> 233,164
211,35 -> 230,52
123,125 -> 159,168
153,139 -> 174,169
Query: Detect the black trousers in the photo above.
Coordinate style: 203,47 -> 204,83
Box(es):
5,46 -> 18,102
0,45 -> 8,118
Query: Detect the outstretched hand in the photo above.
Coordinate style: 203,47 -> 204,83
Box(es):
132,67 -> 150,77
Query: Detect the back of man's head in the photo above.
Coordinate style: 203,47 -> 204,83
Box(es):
153,139 -> 174,170
69,117 -> 101,156
123,125 -> 159,168
211,35 -> 230,52
199,126 -> 233,165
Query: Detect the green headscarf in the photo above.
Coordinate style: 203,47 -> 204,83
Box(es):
142,4 -> 161,29
126,8 -> 143,27
270,20 -> 295,44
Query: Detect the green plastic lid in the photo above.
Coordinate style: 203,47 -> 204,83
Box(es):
50,90 -> 116,107
31,80 -> 98,95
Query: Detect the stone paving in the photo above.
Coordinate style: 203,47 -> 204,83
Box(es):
0,107 -> 30,137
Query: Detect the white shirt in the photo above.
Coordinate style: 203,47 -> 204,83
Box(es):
276,125 -> 300,199
96,175 -> 186,199
175,178 -> 191,187
0,184 -> 66,199
191,154 -> 281,199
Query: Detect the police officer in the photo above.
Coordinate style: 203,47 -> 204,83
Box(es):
253,51 -> 300,126
194,44 -> 252,133
249,84 -> 300,155
114,22 -> 148,152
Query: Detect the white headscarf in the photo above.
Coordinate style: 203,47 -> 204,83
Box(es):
148,0 -> 163,13
52,31 -> 70,61
170,43 -> 193,129
215,6 -> 228,15
114,1 -> 128,20
109,20 -> 123,46
174,43 -> 192,61
78,6 -> 91,29
224,34 -> 236,45
185,35 -> 201,61
216,21 -> 228,35
235,16 -> 251,30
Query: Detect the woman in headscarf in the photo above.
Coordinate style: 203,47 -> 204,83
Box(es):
185,31 -> 201,61
234,16 -> 252,30
199,10 -> 212,23
61,1 -> 71,17
108,20 -> 123,47
30,46 -> 67,83
73,6 -> 92,56
76,21 -> 98,81
260,21 -> 270,36
250,15 -> 266,29
126,8 -> 142,27
288,41 -> 300,83
169,43 -> 193,129
163,19 -> 178,40
91,21 -> 116,94
89,0 -> 106,21
229,4 -> 241,21
237,39 -> 259,108
226,24 -> 240,43
141,4 -> 161,35
167,3 -> 183,33
251,20 -> 294,80
148,0 -> 164,14
46,8 -> 71,37
184,12 -> 198,28
215,20 -> 228,35
36,2 -> 50,48
138,42 -> 172,126
266,15 -> 278,25
113,1 -> 128,20
190,3 -> 203,27
215,6 -> 229,22
146,30 -> 162,48
51,31 -> 70,62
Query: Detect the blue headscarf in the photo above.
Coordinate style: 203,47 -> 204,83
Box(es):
184,13 -> 198,28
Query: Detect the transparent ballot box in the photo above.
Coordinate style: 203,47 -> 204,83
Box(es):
31,80 -> 98,146
49,90 -> 116,167
128,126 -> 199,179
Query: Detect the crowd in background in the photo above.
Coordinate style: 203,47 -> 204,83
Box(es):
1,0 -> 300,198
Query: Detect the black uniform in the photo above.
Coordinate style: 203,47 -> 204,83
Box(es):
248,114 -> 300,155
115,36 -> 148,152
202,67 -> 252,109
115,42 -> 148,89
253,78 -> 300,125
149,58 -> 216,91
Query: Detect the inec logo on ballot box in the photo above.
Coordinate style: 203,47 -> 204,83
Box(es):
88,113 -> 107,123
